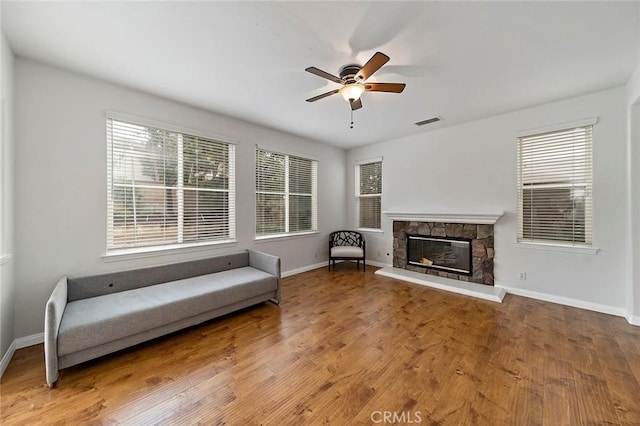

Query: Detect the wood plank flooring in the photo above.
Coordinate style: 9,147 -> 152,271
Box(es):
2,265 -> 640,424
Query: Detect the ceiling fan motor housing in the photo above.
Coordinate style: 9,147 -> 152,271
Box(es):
339,64 -> 361,83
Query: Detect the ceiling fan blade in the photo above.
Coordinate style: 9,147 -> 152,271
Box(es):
306,89 -> 340,102
305,67 -> 343,84
365,82 -> 406,93
351,98 -> 362,110
355,52 -> 390,82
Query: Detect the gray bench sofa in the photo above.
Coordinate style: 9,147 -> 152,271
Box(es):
44,249 -> 280,387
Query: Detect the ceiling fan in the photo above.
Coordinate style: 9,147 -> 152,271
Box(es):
305,52 -> 406,112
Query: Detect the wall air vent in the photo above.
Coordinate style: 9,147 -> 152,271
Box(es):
415,117 -> 442,126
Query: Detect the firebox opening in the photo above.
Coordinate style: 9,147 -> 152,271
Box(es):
407,234 -> 472,276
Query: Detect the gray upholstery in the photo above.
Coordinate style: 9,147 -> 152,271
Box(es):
57,292 -> 272,370
44,249 -> 280,387
44,276 -> 67,386
248,249 -> 281,303
67,252 -> 249,302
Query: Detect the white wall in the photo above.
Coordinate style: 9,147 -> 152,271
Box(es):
0,31 -> 15,365
347,87 -> 630,315
14,59 -> 346,338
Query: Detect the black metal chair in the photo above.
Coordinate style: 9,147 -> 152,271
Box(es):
329,230 -> 366,271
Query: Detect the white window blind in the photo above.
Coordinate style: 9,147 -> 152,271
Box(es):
356,160 -> 382,230
107,117 -> 235,251
255,148 -> 317,236
517,124 -> 593,245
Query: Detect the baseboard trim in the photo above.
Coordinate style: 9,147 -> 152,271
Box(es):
282,262 -> 328,278
366,260 -> 392,268
0,333 -> 45,379
283,258 -> 393,278
0,340 -> 16,378
15,332 -> 44,349
497,285 -> 629,320
627,314 -> 640,326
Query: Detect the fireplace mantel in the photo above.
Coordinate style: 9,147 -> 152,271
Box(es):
384,211 -> 503,224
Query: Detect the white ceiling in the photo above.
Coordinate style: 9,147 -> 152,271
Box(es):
2,1 -> 639,149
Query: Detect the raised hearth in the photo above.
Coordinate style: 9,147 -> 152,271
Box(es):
375,267 -> 505,303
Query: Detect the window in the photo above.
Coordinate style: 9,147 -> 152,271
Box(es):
107,115 -> 235,251
255,148 -> 317,237
517,120 -> 594,246
356,159 -> 382,230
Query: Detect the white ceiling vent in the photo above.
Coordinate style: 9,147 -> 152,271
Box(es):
415,117 -> 442,126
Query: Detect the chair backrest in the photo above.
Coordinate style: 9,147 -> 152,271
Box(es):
329,230 -> 364,247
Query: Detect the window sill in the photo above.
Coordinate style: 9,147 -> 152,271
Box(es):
103,240 -> 238,262
255,231 -> 319,243
514,241 -> 599,255
356,228 -> 384,234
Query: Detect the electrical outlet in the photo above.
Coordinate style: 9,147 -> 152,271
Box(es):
519,272 -> 527,281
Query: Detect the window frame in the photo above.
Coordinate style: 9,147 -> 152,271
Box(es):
355,158 -> 383,232
516,117 -> 597,251
254,146 -> 318,240
105,111 -> 236,256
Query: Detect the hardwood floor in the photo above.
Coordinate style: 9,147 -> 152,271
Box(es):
2,265 -> 640,425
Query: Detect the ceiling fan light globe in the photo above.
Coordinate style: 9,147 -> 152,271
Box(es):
339,83 -> 365,103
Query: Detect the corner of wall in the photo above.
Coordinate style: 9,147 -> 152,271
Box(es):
0,30 -> 16,377
626,66 -> 640,321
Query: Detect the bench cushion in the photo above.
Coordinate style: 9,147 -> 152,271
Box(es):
330,246 -> 364,258
58,267 -> 276,356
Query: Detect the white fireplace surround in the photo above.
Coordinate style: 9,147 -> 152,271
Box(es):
384,211 -> 503,224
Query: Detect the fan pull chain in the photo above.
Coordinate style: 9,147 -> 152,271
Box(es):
350,108 -> 354,129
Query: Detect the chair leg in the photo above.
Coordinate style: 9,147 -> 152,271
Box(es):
356,260 -> 360,270
363,259 -> 366,272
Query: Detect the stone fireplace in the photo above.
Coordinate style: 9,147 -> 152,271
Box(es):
392,217 -> 496,285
